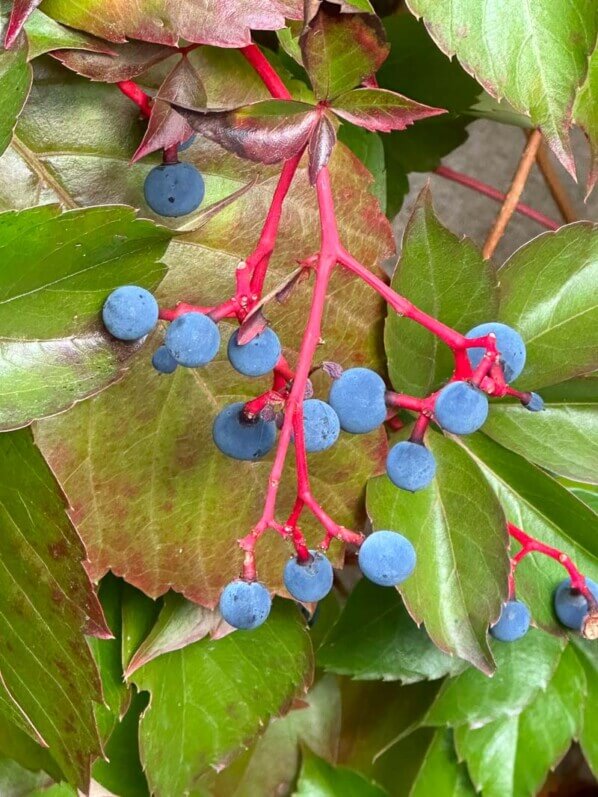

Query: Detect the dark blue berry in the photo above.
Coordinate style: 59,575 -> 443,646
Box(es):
358,530 -> 416,587
227,328 -> 282,377
143,162 -> 205,217
213,402 -> 276,461
524,392 -> 544,412
328,367 -> 387,434
152,345 -> 177,374
164,312 -> 220,367
283,550 -> 333,602
387,440 -> 436,492
219,580 -> 271,630
554,578 -> 598,630
178,133 -> 196,151
102,285 -> 158,341
299,400 -> 340,453
434,381 -> 489,435
466,322 -> 526,382
490,600 -> 531,642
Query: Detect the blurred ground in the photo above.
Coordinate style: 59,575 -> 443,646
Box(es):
392,120 -> 598,265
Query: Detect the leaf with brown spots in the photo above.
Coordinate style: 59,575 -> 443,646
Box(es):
0,429 -> 104,790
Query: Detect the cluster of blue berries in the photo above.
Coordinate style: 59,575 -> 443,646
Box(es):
490,578 -> 598,642
219,529 -> 416,629
143,135 -> 205,218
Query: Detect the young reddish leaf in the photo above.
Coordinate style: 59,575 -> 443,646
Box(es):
4,0 -> 42,49
172,99 -> 319,164
52,40 -> 173,83
39,0 -> 303,47
133,58 -> 207,161
332,87 -> 446,132
300,6 -> 389,99
308,114 -> 337,184
236,308 -> 269,344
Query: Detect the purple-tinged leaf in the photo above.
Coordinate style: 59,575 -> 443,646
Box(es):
332,87 -> 446,132
39,0 -> 303,47
172,99 -> 319,164
322,361 -> 344,379
300,6 -> 389,99
4,0 -> 41,49
133,58 -> 207,161
308,113 -> 337,185
52,40 -> 173,83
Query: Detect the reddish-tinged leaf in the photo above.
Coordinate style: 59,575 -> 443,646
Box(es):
133,58 -> 206,161
308,114 -> 337,184
172,99 -> 319,164
237,308 -> 269,344
52,40 -> 173,83
332,87 -> 446,132
39,0 -> 303,47
304,0 -> 375,27
300,6 -> 389,99
4,0 -> 41,49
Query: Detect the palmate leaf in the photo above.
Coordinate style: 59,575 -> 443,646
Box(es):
453,643 -> 586,797
406,0 -> 597,177
130,602 -> 313,796
16,54 -> 393,605
367,429 -> 509,674
0,204 -> 170,430
39,0 -> 303,48
0,429 -> 106,791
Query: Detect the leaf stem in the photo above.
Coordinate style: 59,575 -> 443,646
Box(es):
116,80 -> 153,117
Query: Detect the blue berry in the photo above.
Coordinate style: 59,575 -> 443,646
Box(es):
213,402 -> 276,461
328,367 -> 387,434
178,133 -> 196,151
152,345 -> 177,374
554,578 -> 598,630
466,322 -> 526,382
143,162 -> 205,217
283,550 -> 333,602
227,328 -> 282,377
164,312 -> 220,367
358,530 -> 416,587
219,580 -> 271,630
490,600 -> 531,642
524,392 -> 544,412
434,381 -> 488,435
299,400 -> 340,453
387,441 -> 436,492
102,285 -> 158,341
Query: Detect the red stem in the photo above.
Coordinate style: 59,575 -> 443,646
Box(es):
116,80 -> 153,117
435,166 -> 559,231
240,45 -> 292,100
507,523 -> 592,599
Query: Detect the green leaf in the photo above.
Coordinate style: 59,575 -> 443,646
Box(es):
409,730 -> 475,797
424,629 -> 565,728
0,713 -> 61,784
38,0 -> 302,48
483,379 -> 598,484
318,579 -> 465,682
294,749 -> 388,796
454,433 -> 598,633
0,757 -> 51,796
367,429 -> 508,673
332,87 -> 444,133
454,643 -> 585,797
406,0 -> 597,176
24,10 -> 109,60
0,429 -> 104,790
131,601 -> 313,796
571,637 -> 598,778
498,223 -> 598,390
300,6 -> 389,99
121,585 -> 162,671
573,43 -> 597,197
0,204 -> 170,429
198,675 -> 341,797
337,124 -> 387,211
385,187 -> 498,395
0,16 -> 32,157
